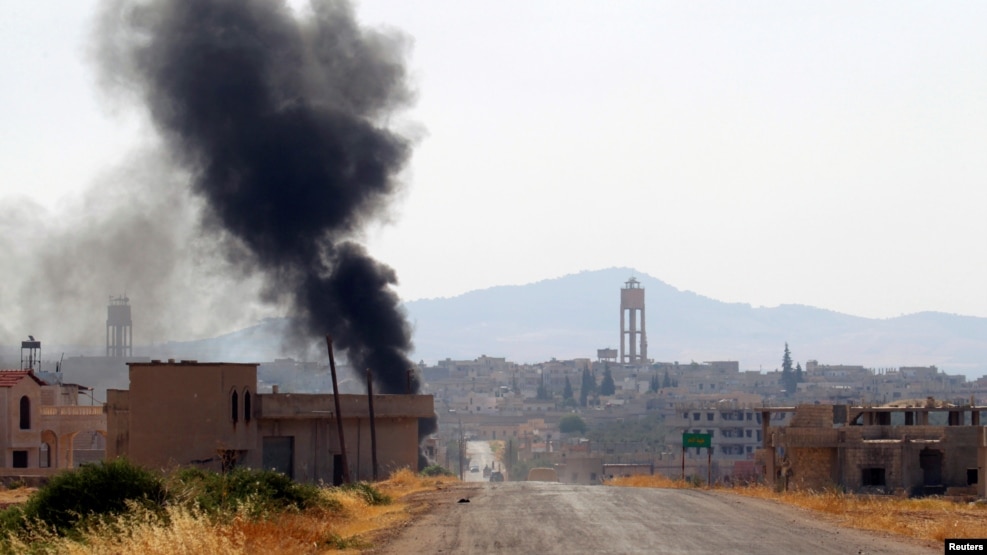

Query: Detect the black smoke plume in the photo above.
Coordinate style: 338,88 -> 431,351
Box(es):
97,0 -> 420,394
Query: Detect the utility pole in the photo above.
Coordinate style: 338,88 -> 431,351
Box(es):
366,368 -> 379,481
458,418 -> 465,481
326,335 -> 350,484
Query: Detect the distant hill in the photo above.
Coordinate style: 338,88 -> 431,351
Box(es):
403,267 -> 987,378
9,267 -> 986,382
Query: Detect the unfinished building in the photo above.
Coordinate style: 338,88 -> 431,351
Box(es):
762,400 -> 987,497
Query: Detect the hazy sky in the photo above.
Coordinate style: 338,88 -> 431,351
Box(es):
2,0 -> 986,333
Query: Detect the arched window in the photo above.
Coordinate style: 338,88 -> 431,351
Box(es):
231,390 -> 239,424
19,396 -> 30,430
243,390 -> 251,424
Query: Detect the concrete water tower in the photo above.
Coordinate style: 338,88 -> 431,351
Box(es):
619,277 -> 647,365
106,295 -> 133,357
21,336 -> 41,370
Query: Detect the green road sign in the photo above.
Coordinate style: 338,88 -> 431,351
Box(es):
682,432 -> 712,448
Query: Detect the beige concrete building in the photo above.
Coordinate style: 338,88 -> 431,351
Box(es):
764,401 -> 987,497
106,360 -> 434,483
0,369 -> 107,481
557,456 -> 604,484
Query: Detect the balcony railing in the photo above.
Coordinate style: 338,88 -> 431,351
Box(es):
40,406 -> 106,416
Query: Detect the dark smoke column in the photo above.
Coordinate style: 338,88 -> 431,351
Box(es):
98,0 -> 420,394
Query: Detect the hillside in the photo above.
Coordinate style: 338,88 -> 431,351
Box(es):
7,267 -> 986,382
403,267 -> 987,378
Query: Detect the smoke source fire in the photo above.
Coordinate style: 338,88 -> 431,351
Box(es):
97,0 -> 421,394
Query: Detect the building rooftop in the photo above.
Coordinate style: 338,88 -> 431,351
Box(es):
0,370 -> 48,388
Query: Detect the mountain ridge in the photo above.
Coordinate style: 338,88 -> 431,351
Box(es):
402,267 -> 987,378
9,267 -> 984,380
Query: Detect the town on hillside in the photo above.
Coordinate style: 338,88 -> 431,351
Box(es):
4,282 -> 987,499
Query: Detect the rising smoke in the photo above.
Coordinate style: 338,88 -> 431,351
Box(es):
90,0 -> 421,394
0,152 -> 273,352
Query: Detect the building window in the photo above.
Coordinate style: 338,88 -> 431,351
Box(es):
244,390 -> 251,424
968,469 -> 978,485
706,413 -> 714,421
861,468 -> 886,486
19,396 -> 30,430
693,413 -> 700,421
12,451 -> 28,468
40,443 -> 50,468
231,390 -> 239,424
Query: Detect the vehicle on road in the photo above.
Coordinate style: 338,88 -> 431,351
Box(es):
470,465 -> 480,473
489,471 -> 504,482
483,466 -> 492,477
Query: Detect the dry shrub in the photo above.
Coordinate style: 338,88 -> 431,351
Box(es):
45,504 -> 245,555
608,474 -> 690,489
1,469 -> 458,554
378,468 -> 457,499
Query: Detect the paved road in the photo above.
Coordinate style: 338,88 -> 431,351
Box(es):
464,440 -> 500,482
373,482 -> 939,554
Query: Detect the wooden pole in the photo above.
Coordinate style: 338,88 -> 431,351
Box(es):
326,335 -> 350,484
367,368 -> 379,481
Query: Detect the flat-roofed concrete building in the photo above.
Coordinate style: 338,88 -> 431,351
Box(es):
106,360 -> 434,483
0,369 -> 107,481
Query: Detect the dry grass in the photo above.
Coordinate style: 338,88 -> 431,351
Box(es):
1,469 -> 458,554
0,485 -> 36,508
726,485 -> 987,542
608,475 -> 987,543
608,474 -> 692,489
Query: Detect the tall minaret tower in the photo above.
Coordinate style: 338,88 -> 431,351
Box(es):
619,277 -> 647,365
106,295 -> 133,357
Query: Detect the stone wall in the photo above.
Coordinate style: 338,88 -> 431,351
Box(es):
790,405 -> 833,428
788,447 -> 837,490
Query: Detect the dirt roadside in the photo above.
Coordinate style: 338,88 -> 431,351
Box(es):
364,482 -> 940,555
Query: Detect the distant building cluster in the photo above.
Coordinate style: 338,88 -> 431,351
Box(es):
3,280 -> 987,499
417,278 -> 987,494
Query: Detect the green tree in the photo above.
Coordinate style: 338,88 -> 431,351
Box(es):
579,368 -> 595,407
600,365 -> 616,396
662,369 -> 671,388
536,373 -> 550,400
648,373 -> 659,393
563,375 -> 574,400
795,362 -> 804,386
780,342 -> 796,394
559,414 -> 588,435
